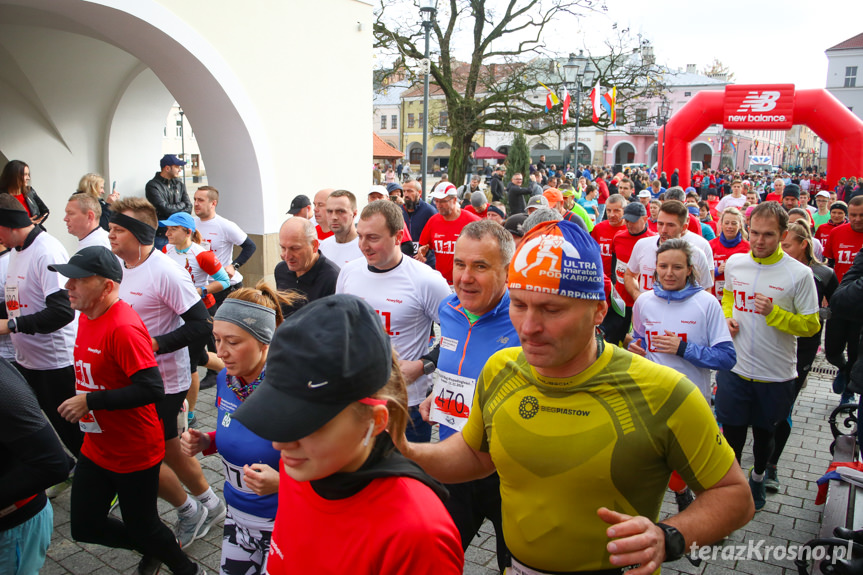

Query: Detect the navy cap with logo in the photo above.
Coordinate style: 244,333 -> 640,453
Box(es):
48,246 -> 123,283
287,195 -> 312,215
233,294 -> 392,442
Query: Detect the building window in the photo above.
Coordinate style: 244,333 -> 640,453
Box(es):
635,108 -> 648,125
391,115 -> 398,130
439,111 -> 448,128
381,115 -> 387,130
684,91 -> 691,97
419,113 -> 424,125
408,113 -> 415,128
845,66 -> 857,88
175,118 -> 183,138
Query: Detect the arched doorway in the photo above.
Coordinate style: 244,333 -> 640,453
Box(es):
614,142 -> 636,165
407,143 -> 423,166
567,143 -> 591,166
658,84 -> 863,188
648,143 -> 658,166
691,142 -> 712,168
497,145 -> 510,157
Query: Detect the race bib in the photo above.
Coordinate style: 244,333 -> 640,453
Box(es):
222,459 -> 255,493
5,285 -> 20,319
79,411 -> 102,433
429,371 -> 476,431
715,280 -> 725,297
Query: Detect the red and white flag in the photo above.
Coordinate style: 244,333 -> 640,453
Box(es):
561,87 -> 571,125
590,79 -> 602,123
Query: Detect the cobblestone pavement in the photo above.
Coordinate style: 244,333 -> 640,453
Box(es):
42,357 -> 848,574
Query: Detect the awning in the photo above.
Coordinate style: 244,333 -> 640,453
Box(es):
472,146 -> 506,160
373,133 -> 404,159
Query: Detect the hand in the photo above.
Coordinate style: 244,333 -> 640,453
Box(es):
717,261 -> 726,274
726,318 -> 739,337
628,339 -> 647,356
106,191 -> 120,205
151,338 -> 160,352
419,393 -> 433,423
651,331 -> 682,355
243,463 -> 279,496
598,507 -> 666,575
225,264 -> 236,278
58,394 -> 90,423
180,428 -> 210,457
753,293 -> 773,316
414,246 -> 428,263
399,359 -> 424,385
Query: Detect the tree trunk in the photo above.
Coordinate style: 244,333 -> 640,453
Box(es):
448,129 -> 476,190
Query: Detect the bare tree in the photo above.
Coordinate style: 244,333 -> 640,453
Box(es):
374,1 -> 664,186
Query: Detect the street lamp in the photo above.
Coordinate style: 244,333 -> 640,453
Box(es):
562,50 -> 594,170
178,108 -> 186,188
657,97 -> 671,173
419,0 -> 437,201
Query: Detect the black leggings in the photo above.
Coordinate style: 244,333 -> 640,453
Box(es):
723,425 -> 774,476
70,454 -> 196,575
14,363 -> 82,457
445,473 -> 510,574
825,317 -> 862,376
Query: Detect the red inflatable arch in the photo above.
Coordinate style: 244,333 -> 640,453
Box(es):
657,84 -> 863,189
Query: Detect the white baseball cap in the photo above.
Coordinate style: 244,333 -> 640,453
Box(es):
429,182 -> 458,199
637,189 -> 652,198
368,185 -> 388,199
816,191 -> 830,199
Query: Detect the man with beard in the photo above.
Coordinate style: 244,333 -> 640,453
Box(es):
403,179 -> 438,269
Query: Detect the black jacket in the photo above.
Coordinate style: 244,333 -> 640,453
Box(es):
144,173 -> 192,223
506,182 -> 532,214
3,189 -> 49,223
489,174 -> 505,203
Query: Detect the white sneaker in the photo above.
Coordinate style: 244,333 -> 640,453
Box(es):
175,503 -> 208,549
198,500 -> 226,539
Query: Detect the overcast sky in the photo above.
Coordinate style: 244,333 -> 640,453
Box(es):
554,0 -> 861,88
385,1 -> 860,89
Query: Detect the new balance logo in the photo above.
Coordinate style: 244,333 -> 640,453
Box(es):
737,91 -> 781,112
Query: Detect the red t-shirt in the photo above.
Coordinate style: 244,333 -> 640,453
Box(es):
419,210 -> 480,283
596,179 -> 610,204
611,227 -> 656,307
647,219 -> 658,233
590,220 -> 625,276
815,220 -> 844,248
13,193 -> 31,216
765,192 -> 781,203
316,224 -> 334,241
687,214 -> 703,236
463,205 -> 487,218
824,223 -> 863,283
709,236 -> 750,299
267,468 -> 464,575
76,300 -> 164,473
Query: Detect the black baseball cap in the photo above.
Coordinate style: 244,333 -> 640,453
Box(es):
48,246 -> 123,283
287,194 -> 312,215
233,294 -> 392,442
623,202 -> 647,222
504,213 -> 528,237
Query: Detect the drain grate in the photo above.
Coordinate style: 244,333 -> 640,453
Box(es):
811,365 -> 839,376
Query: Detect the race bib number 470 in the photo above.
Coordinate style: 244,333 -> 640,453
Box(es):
429,371 -> 476,431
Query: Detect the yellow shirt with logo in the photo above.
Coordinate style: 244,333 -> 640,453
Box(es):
462,342 -> 735,572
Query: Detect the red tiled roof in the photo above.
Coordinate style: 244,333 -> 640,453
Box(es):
373,133 -> 403,159
827,32 -> 863,51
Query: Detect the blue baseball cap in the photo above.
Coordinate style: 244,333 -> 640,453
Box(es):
160,154 -> 187,168
158,212 -> 196,230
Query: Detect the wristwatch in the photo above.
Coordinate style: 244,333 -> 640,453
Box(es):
421,358 -> 436,375
656,522 -> 686,562
201,287 -> 208,298
7,319 -> 16,333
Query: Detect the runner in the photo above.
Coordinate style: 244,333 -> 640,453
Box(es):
418,182 -> 481,284
715,202 -> 820,511
708,207 -> 750,300
181,283 -> 301,575
108,197 -> 225,548
590,193 -> 627,276
396,219 -> 752,574
53,246 -> 204,575
233,295 -> 464,574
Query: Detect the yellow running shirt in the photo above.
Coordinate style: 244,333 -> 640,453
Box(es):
462,340 -> 735,572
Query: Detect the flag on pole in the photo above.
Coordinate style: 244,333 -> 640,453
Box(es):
561,86 -> 571,125
590,80 -> 602,123
539,82 -> 559,112
601,86 -> 617,125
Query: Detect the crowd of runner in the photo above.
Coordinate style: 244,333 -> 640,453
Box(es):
1,153 -> 862,575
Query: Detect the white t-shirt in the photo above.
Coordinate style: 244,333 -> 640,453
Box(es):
632,289 -> 732,400
716,194 -> 746,213
163,242 -> 221,289
195,214 -> 247,286
320,236 -> 363,269
0,251 -> 17,361
78,227 -> 111,251
118,249 -> 200,394
6,232 -> 76,370
800,179 -> 810,192
336,255 -> 451,406
627,236 -> 714,293
724,252 -> 819,382
681,230 -> 714,271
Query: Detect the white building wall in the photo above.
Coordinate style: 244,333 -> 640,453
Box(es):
826,49 -> 863,121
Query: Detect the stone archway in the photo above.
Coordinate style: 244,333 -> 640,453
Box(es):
614,142 -> 636,165
691,142 -> 713,168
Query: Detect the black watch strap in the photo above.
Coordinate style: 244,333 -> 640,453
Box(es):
421,358 -> 436,375
656,522 -> 685,562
